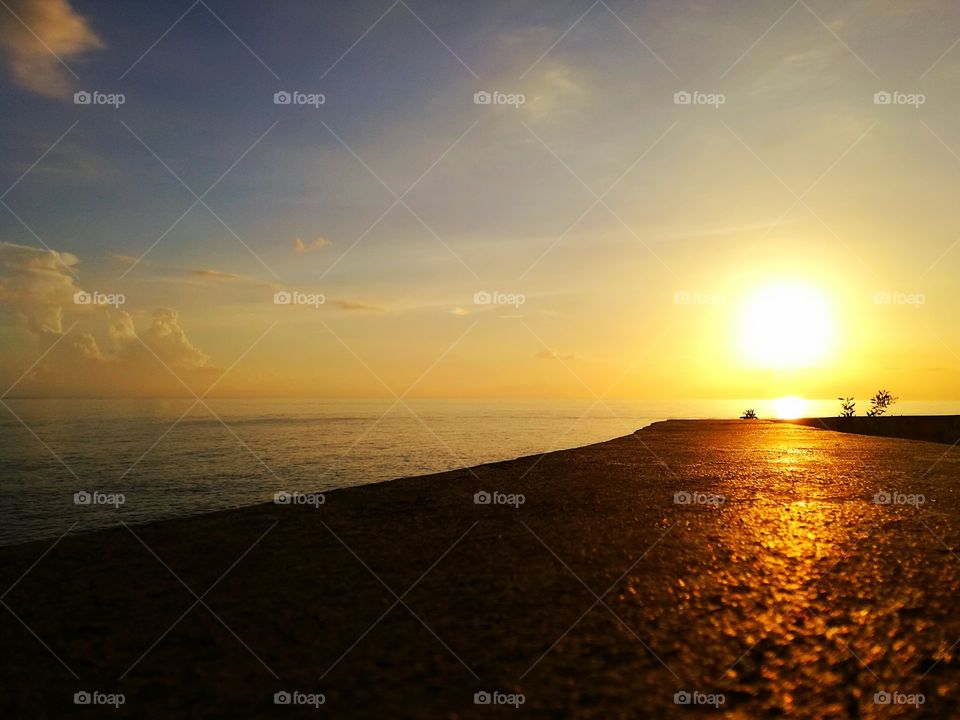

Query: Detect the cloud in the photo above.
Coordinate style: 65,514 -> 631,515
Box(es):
110,253 -> 145,266
0,242 -> 219,396
522,62 -> 586,119
192,269 -> 241,281
0,240 -> 79,334
333,299 -> 384,312
294,237 -> 331,254
138,307 -> 211,370
108,259 -> 265,287
0,0 -> 102,98
24,307 -> 217,396
108,308 -> 135,341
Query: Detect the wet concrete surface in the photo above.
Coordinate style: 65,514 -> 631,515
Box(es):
2,419 -> 959,718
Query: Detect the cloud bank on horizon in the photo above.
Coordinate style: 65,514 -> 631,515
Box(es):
0,242 -> 218,396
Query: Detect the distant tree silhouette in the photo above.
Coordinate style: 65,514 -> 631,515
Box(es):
866,389 -> 898,417
838,397 -> 856,417
740,409 -> 757,419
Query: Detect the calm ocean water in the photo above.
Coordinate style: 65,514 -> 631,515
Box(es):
1,398 -> 958,546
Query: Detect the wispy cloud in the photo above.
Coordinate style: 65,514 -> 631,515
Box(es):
333,299 -> 384,312
110,253 -> 146,266
294,236 -> 331,254
192,269 -> 241,281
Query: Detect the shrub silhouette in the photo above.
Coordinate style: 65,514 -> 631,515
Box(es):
866,389 -> 898,417
740,409 -> 757,419
838,397 -> 856,417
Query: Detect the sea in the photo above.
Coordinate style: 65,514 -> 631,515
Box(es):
1,398 -> 958,546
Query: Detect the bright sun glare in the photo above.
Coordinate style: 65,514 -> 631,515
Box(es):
738,283 -> 834,369
772,395 -> 807,419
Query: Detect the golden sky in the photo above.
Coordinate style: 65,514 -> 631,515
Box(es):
1,0 -> 958,399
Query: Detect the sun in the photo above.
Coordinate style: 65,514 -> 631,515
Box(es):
738,282 -> 834,369
772,395 -> 807,419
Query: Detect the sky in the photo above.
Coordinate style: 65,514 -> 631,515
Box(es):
0,0 -> 959,400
